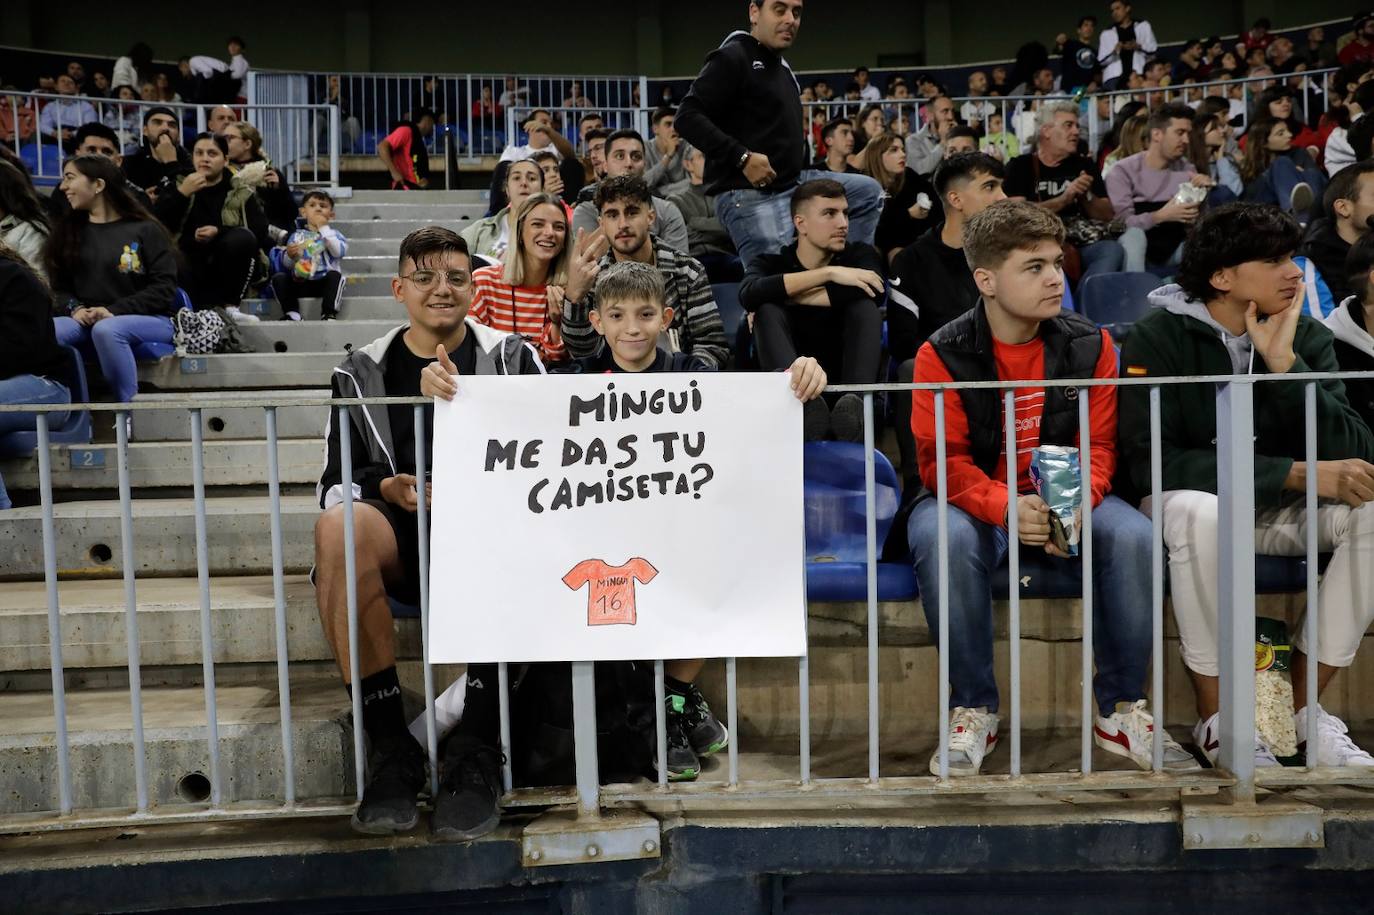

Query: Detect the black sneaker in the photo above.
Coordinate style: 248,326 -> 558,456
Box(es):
432,736 -> 505,842
661,694 -> 700,781
350,733 -> 427,835
830,393 -> 865,442
681,684 -> 729,757
321,312 -> 338,321
803,398 -> 830,443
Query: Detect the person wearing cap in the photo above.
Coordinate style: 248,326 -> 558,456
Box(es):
1340,13 -> 1374,67
121,106 -> 192,199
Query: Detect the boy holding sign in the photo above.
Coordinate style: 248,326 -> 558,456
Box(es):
314,227 -> 544,838
908,200 -> 1197,776
421,260 -> 826,802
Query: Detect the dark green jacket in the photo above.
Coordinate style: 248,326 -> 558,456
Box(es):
1119,303 -> 1374,508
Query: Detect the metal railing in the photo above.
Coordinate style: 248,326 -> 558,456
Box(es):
2,90 -> 341,187
1,370 -> 1371,837
248,71 -> 648,159
802,67 -> 1338,160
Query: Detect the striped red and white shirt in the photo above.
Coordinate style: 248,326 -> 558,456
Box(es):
469,264 -> 565,364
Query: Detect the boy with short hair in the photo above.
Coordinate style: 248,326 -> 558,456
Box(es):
980,111 -> 1020,162
1327,232 -> 1374,426
269,191 -> 348,321
1121,203 -> 1374,769
909,199 -> 1196,776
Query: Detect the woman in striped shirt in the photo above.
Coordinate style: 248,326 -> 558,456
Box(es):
470,192 -> 572,365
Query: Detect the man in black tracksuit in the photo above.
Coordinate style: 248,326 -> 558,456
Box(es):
1299,160 -> 1374,305
674,0 -> 882,271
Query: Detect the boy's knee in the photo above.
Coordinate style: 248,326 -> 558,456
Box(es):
909,502 -> 984,560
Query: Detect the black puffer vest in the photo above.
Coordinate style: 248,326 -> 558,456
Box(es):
929,300 -> 1104,477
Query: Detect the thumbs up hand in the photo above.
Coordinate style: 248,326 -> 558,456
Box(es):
421,343 -> 460,401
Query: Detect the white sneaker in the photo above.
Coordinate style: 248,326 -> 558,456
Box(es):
929,706 -> 999,776
1192,712 -> 1280,769
1295,705 -> 1374,767
223,305 -> 260,323
1094,699 -> 1201,771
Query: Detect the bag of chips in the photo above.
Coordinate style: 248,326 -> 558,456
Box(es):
1029,445 -> 1083,556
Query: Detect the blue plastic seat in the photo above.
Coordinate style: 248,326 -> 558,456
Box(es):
0,345 -> 93,458
1078,272 -> 1162,338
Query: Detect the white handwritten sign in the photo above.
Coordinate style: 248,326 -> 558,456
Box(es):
428,373 -> 806,663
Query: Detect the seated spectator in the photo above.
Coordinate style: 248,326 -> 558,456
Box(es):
1326,234 -> 1374,426
46,155 -> 178,414
905,95 -> 957,177
1119,203 -> 1374,769
1245,86 -> 1323,155
1340,12 -> 1374,67
854,104 -> 887,151
1004,100 -> 1147,277
498,109 -> 576,165
223,121 -> 296,239
738,178 -> 883,440
581,127 -> 610,184
139,82 -> 158,103
0,161 -> 51,280
470,193 -> 572,365
269,191 -> 348,321
1239,116 -> 1326,218
207,106 -> 238,135
1295,162 -> 1374,316
378,108 -> 435,190
103,85 -> 144,149
571,130 -> 689,255
112,43 -> 154,95
813,117 -> 859,174
853,66 -> 881,103
668,144 -> 743,283
460,158 -> 544,262
1172,38 -> 1206,82
122,107 -> 192,200
0,243 -> 72,512
980,111 -> 1019,162
907,199 -> 1192,776
154,73 -> 181,105
313,227 -> 544,838
858,132 -> 939,263
889,153 -> 1007,491
942,125 -> 978,159
1188,111 -> 1243,203
961,71 -> 996,131
38,75 -> 97,152
47,123 -> 150,222
645,107 -> 687,195
561,175 -> 729,368
1325,76 -> 1374,176
1100,111 -> 1149,177
1105,103 -> 1211,272
529,149 -> 578,208
153,133 -> 269,321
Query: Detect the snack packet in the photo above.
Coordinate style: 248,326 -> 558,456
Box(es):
1172,182 -> 1208,206
1256,617 -> 1297,758
1028,445 -> 1083,556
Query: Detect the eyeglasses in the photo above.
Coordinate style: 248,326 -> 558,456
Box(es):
400,270 -> 471,290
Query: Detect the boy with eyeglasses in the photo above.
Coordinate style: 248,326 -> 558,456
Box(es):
313,227 -> 545,839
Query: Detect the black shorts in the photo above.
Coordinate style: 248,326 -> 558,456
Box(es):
361,498 -> 428,608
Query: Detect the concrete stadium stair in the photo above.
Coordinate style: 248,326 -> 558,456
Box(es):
241,295 -> 404,322
131,391 -> 329,442
0,439 -> 323,491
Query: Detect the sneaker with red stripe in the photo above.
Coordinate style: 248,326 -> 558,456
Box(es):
929,706 -> 999,776
1094,700 -> 1200,771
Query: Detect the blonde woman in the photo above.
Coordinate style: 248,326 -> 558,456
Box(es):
859,131 -> 938,261
1101,113 -> 1150,178
469,193 -> 573,364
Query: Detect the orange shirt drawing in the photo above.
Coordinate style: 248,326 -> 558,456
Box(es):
562,558 -> 659,626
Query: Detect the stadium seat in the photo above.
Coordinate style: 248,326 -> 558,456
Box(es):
1078,272 -> 1161,338
0,345 -> 93,458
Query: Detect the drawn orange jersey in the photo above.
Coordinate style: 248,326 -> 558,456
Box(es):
562,558 -> 659,626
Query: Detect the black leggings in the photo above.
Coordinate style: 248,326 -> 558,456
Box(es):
185,226 -> 260,308
893,358 -> 918,490
752,297 -> 882,385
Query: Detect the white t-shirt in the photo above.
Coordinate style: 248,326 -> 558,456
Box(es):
859,84 -> 881,103
498,141 -> 562,163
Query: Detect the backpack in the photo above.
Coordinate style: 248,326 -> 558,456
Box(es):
172,306 -> 255,355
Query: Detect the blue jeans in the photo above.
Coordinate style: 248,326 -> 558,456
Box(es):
715,169 -> 884,271
0,374 -> 71,510
54,314 -> 174,404
1247,155 -> 1328,215
1087,226 -> 1148,275
908,493 -> 1153,716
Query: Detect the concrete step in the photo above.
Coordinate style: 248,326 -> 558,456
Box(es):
346,189 -> 485,204
329,218 -> 469,240
241,295 -> 402,322
345,236 -> 453,258
0,439 -> 323,492
330,255 -> 395,275
138,352 -> 340,391
0,495 -> 319,580
344,273 -> 403,297
132,391 -> 328,442
0,675 -> 351,815
236,319 -> 398,353
0,576 -> 332,673
331,202 -> 486,222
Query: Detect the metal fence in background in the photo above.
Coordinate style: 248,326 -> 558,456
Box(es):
1,90 -> 340,187
3,370 -> 1372,840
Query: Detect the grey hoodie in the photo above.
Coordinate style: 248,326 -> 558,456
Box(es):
1325,294 -> 1374,358
1147,283 -> 1256,375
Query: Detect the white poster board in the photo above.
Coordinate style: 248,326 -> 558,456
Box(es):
428,373 -> 806,663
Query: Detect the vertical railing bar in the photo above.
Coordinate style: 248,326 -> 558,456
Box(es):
726,656 -> 739,787
498,662 -> 514,793
265,407 -> 296,805
935,390 -> 951,779
338,407 -> 367,800
413,406 -> 439,798
37,414 -> 73,815
653,659 -> 668,787
115,410 -> 149,812
862,392 -> 880,782
1078,390 -> 1094,775
571,661 -> 601,817
1304,383 -> 1319,766
1004,390 -> 1021,777
1216,381 -> 1257,801
190,409 -> 223,806
1150,387 -> 1165,772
